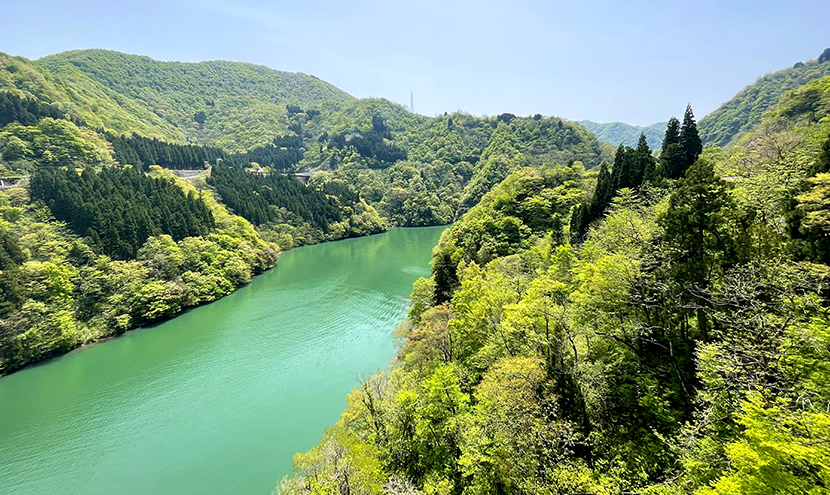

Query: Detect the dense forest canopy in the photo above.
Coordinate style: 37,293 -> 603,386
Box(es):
30,166 -> 215,259
698,49 -> 830,147
36,49 -> 354,150
2,45 -> 830,495
0,52 -> 180,140
578,120 -> 666,149
278,79 -> 830,494
207,164 -> 341,229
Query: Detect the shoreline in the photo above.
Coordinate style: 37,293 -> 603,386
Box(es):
0,224 -> 449,379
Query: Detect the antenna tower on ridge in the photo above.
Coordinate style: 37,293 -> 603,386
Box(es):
410,91 -> 414,113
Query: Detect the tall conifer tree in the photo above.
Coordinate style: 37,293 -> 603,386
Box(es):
611,144 -> 627,190
679,104 -> 703,175
635,133 -> 654,186
590,162 -> 614,221
661,117 -> 686,179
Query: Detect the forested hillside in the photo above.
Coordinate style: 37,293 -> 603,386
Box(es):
0,166 -> 279,374
0,50 -> 374,373
1,49 -> 609,233
698,48 -> 830,147
578,120 -> 665,149
306,110 -> 610,227
277,78 -> 830,494
38,50 -> 354,150
207,164 -> 385,245
1,41 -> 829,494
0,51 -> 180,140
0,48 -> 617,377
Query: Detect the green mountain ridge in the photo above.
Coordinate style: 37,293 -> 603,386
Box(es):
0,51 -> 181,140
698,49 -> 830,147
37,49 -> 355,150
577,119 -> 666,149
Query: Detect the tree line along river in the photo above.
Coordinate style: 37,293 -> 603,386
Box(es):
0,226 -> 446,495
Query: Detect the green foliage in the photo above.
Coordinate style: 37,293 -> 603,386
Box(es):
0,170 -> 278,374
208,164 -> 340,228
0,52 -> 179,140
578,119 -> 666,149
662,158 -> 733,290
207,164 -> 386,244
304,111 -> 606,229
30,166 -> 215,259
698,395 -> 830,495
280,75 -> 830,495
37,49 -> 353,150
572,134 -> 655,240
278,427 -> 385,495
8,45 -> 830,495
431,164 -> 586,294
328,114 -> 407,167
0,118 -> 111,174
699,54 -> 830,147
0,90 -> 84,128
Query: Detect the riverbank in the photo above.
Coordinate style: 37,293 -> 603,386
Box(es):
0,226 -> 446,495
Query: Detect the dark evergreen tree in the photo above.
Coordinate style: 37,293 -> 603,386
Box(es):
30,166 -> 215,259
611,144 -> 628,190
570,161 -> 617,240
661,117 -> 686,179
662,117 -> 681,149
634,133 -> 655,186
106,133 -> 305,171
569,201 -> 590,242
206,164 -> 350,231
661,158 -> 734,341
0,92 -> 84,127
679,104 -> 703,174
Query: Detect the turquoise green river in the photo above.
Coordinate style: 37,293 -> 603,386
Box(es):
0,226 -> 445,495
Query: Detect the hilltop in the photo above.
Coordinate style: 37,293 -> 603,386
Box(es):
698,48 -> 830,147
38,50 -> 355,150
577,120 -> 666,149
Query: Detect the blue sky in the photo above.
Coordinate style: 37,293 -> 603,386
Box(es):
1,0 -> 828,125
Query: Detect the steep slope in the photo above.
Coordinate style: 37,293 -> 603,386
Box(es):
578,119 -> 665,149
0,52 -> 180,140
0,47 -> 617,376
278,73 -> 830,495
303,109 -> 610,226
37,49 -> 355,150
698,50 -> 830,147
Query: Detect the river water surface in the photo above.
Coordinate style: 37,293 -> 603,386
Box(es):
0,226 -> 446,495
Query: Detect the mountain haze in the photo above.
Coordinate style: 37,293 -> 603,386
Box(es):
577,120 -> 666,149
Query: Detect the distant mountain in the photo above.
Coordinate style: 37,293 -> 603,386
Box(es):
36,50 -> 355,150
698,49 -> 830,147
0,51 -> 180,140
577,120 -> 666,150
